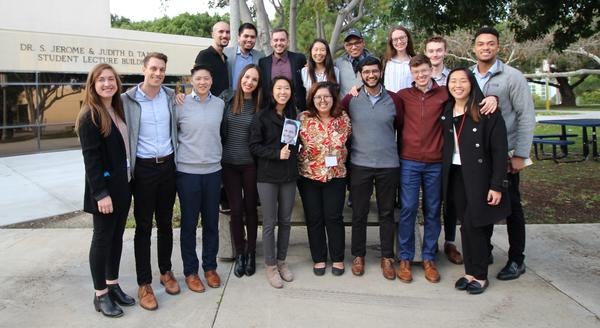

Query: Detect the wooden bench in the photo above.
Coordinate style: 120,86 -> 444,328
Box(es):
532,139 -> 576,163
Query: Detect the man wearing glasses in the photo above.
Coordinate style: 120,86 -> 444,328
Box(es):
339,56 -> 402,280
335,29 -> 373,96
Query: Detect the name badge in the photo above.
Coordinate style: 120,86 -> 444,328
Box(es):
325,155 -> 338,167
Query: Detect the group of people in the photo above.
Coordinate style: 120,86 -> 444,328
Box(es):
77,20 -> 535,317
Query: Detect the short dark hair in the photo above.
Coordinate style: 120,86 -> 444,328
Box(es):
473,26 -> 500,43
424,36 -> 447,50
271,28 -> 289,37
190,64 -> 213,77
143,52 -> 168,66
357,56 -> 382,73
409,54 -> 431,68
239,22 -> 257,36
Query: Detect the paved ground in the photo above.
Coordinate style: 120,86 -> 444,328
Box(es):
0,225 -> 598,328
1,111 -> 599,327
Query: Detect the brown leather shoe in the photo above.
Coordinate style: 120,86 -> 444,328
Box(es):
380,257 -> 396,280
185,274 -> 205,293
397,260 -> 412,283
160,271 -> 181,295
444,243 -> 464,265
351,256 -> 365,276
137,284 -> 158,311
423,260 -> 441,283
204,270 -> 221,288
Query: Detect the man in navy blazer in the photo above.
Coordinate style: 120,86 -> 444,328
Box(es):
223,22 -> 265,90
258,28 -> 306,110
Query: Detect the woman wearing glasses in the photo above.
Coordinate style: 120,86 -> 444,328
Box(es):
382,26 -> 416,92
298,81 -> 351,276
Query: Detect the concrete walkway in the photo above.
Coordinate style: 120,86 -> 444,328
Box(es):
0,225 -> 598,327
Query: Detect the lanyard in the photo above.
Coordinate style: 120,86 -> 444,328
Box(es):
454,113 -> 467,143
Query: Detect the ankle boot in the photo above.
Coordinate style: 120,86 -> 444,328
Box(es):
234,254 -> 246,278
107,284 -> 135,306
93,293 -> 123,317
245,252 -> 256,276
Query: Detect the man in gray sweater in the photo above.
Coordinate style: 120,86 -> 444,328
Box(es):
471,26 -> 535,281
339,56 -> 403,280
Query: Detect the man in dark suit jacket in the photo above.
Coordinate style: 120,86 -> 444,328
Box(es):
223,22 -> 265,90
258,28 -> 306,110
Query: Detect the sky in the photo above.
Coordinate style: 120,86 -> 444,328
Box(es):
110,0 -> 274,22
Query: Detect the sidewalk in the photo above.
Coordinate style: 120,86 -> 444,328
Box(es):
0,225 -> 598,327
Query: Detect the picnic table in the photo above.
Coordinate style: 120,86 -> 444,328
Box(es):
537,118 -> 600,160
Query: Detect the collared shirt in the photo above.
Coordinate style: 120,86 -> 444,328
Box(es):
366,85 -> 384,105
232,46 -> 254,90
271,52 -> 292,80
135,84 -> 173,158
191,89 -> 213,103
411,80 -> 434,93
473,60 -> 499,89
433,66 -> 451,86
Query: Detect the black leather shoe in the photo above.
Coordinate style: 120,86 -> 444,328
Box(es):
331,266 -> 345,276
245,252 -> 256,276
466,280 -> 489,295
454,277 -> 470,290
313,265 -> 326,276
94,293 -> 123,317
107,284 -> 135,306
234,254 -> 246,278
497,261 -> 525,280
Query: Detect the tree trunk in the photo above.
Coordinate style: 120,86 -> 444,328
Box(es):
240,0 -> 252,23
315,11 -> 324,39
288,0 -> 298,51
254,0 -> 272,53
230,0 -> 240,45
329,0 -> 364,55
555,77 -> 576,106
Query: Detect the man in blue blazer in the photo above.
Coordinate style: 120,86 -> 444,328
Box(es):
223,22 -> 265,90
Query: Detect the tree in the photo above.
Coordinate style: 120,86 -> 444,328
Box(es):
111,12 -> 229,38
393,0 -> 598,51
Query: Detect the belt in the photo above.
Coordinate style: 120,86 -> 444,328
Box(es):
137,153 -> 174,164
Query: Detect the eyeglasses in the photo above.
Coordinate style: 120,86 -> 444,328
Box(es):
361,69 -> 380,75
392,36 -> 408,43
345,40 -> 363,48
313,95 -> 333,101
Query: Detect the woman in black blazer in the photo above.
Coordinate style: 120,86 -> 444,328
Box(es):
76,63 -> 134,317
441,68 -> 510,295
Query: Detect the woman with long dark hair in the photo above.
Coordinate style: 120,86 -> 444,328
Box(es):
300,39 -> 339,95
249,76 -> 299,288
298,81 -> 351,276
220,64 -> 263,278
382,25 -> 416,92
441,68 -> 510,295
76,63 -> 134,317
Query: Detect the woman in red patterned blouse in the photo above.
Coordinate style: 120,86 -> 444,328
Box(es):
298,81 -> 351,276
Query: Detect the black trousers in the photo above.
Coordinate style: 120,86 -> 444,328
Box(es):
132,157 -> 176,285
298,177 -> 346,263
350,165 -> 399,258
448,165 -> 491,280
222,163 -> 259,256
505,172 -> 526,264
443,203 -> 457,242
89,206 -> 130,290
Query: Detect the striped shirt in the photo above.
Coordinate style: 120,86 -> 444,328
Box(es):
222,99 -> 256,165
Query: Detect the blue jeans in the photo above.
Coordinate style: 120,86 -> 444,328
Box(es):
177,170 -> 221,276
398,160 -> 442,261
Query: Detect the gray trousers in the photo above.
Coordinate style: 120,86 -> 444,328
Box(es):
257,181 -> 297,266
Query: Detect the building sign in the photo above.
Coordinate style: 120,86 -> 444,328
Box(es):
1,29 -> 204,75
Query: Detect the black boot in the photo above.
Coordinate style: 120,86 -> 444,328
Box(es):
107,284 -> 135,306
234,254 -> 246,278
93,293 -> 123,317
245,252 -> 256,276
